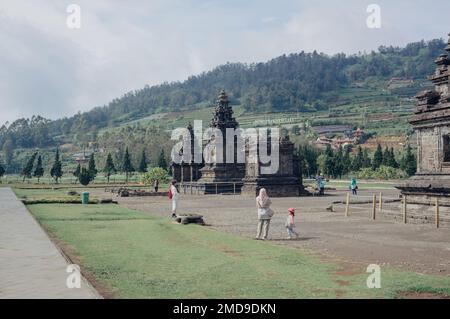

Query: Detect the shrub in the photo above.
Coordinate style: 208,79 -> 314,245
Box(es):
79,168 -> 92,186
140,167 -> 170,186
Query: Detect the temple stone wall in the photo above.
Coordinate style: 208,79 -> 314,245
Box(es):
417,125 -> 450,174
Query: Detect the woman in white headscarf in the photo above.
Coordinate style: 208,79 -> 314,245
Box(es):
255,188 -> 274,240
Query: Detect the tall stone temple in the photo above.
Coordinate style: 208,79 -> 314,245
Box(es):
172,90 -> 304,197
397,34 -> 450,211
196,90 -> 246,194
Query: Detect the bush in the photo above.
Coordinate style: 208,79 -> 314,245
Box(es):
354,165 -> 408,180
140,167 -> 170,186
79,168 -> 92,186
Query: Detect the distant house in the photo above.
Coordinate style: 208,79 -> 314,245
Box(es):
73,151 -> 93,166
313,126 -> 365,150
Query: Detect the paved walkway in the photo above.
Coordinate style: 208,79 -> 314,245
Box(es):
0,188 -> 99,299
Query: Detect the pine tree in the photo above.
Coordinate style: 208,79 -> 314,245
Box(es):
88,153 -> 97,181
324,145 -> 335,177
382,147 -> 391,166
342,146 -> 352,175
103,153 -> 116,183
158,149 -> 168,170
352,146 -> 364,171
21,152 -> 37,182
362,148 -> 372,168
33,155 -> 44,183
138,149 -> 148,173
122,147 -> 134,183
334,146 -> 344,178
372,144 -> 383,169
0,163 -> 5,181
73,164 -> 81,178
50,148 -> 63,184
389,147 -> 398,168
401,145 -> 417,176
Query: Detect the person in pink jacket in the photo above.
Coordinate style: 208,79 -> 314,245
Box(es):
285,208 -> 299,239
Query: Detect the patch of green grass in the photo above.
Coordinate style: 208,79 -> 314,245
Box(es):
28,204 -> 450,299
326,180 -> 397,190
13,187 -> 74,199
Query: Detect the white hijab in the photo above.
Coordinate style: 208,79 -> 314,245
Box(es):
257,188 -> 271,208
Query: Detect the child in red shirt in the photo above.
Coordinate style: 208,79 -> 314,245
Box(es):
285,208 -> 299,239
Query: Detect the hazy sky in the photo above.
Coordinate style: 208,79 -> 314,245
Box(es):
1,0 -> 449,124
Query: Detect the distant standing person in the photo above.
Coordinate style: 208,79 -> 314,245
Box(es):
350,177 -> 358,195
154,179 -> 159,193
285,208 -> 299,240
315,174 -> 322,195
168,180 -> 179,218
255,188 -> 274,240
319,176 -> 326,196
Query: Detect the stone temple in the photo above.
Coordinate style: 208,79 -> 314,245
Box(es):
172,90 -> 304,197
241,134 -> 304,197
396,34 -> 450,222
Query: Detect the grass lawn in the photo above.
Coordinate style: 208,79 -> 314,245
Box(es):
326,180 -> 397,190
28,203 -> 450,299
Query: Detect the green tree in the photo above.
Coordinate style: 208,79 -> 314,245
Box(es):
50,148 -> 63,184
342,146 -> 352,175
317,154 -> 327,176
33,155 -> 44,183
362,148 -> 372,168
333,146 -> 344,178
122,147 -> 134,183
88,153 -> 97,181
299,144 -> 319,178
372,144 -> 383,169
21,152 -> 37,182
2,139 -> 14,165
401,145 -> 417,177
323,145 -> 335,177
140,167 -> 170,187
138,149 -> 148,173
158,149 -> 168,170
73,164 -> 81,178
0,163 -> 5,181
103,153 -> 116,183
382,147 -> 391,166
78,167 -> 92,186
389,147 -> 398,168
352,146 -> 364,171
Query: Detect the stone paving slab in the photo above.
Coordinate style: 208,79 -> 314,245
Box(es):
0,188 -> 99,299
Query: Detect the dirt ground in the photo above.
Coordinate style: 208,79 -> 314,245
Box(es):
93,188 -> 450,277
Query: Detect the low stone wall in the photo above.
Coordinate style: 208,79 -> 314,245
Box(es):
381,202 -> 450,227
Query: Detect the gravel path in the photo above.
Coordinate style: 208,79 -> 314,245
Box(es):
101,187 -> 450,277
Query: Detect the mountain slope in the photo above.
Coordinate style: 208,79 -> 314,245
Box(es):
0,38 -> 445,153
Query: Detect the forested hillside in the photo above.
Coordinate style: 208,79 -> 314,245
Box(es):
0,38 -> 445,154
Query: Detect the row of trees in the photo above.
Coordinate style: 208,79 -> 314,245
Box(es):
14,147 -> 170,185
73,147 -> 169,185
301,143 -> 417,179
20,149 -> 62,183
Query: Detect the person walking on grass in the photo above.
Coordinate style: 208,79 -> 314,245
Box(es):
168,180 -> 179,218
255,188 -> 274,240
350,177 -> 358,196
285,208 -> 299,240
